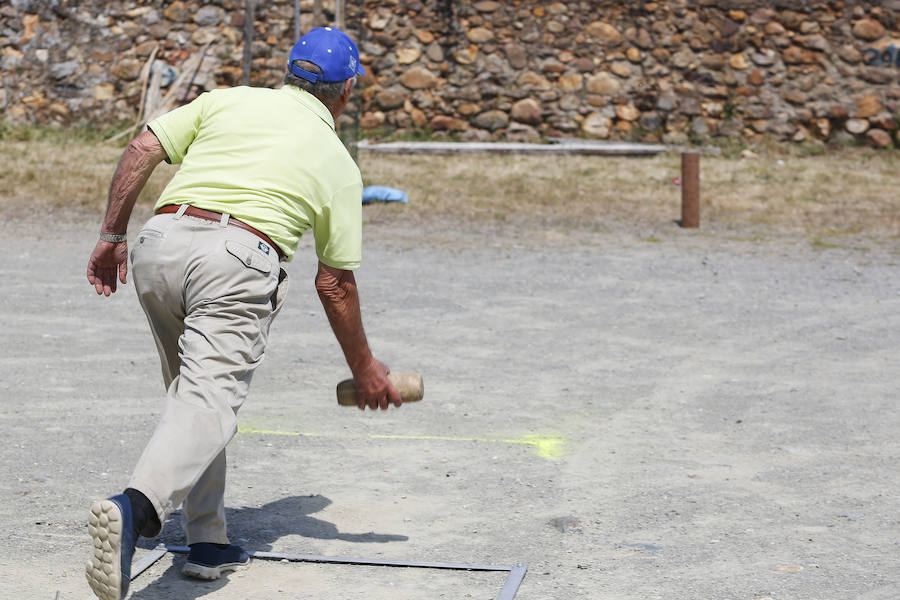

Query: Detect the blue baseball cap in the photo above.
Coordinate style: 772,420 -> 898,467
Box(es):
288,26 -> 366,83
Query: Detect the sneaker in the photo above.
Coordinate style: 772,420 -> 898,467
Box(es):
182,543 -> 250,580
85,494 -> 136,600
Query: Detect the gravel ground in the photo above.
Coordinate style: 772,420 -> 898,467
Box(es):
0,208 -> 898,600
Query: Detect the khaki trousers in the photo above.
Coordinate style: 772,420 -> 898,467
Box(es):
128,208 -> 288,544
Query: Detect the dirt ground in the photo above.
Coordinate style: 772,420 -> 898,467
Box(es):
1,199 -> 898,600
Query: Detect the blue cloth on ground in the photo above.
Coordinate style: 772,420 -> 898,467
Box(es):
362,186 -> 408,204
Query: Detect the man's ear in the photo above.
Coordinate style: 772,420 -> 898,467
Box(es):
342,79 -> 353,101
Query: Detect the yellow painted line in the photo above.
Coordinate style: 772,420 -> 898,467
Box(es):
237,427 -> 566,461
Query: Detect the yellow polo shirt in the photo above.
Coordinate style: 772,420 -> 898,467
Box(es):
148,85 -> 362,268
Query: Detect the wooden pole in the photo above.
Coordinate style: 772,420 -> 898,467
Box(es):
680,151 -> 700,228
335,0 -> 345,28
241,0 -> 255,86
313,0 -> 322,27
293,0 -> 301,40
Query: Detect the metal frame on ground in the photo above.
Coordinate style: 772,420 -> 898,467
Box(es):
132,544 -> 528,600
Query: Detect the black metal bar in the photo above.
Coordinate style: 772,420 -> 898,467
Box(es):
165,545 -> 512,571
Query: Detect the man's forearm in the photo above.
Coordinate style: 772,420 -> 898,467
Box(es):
102,130 -> 167,234
315,263 -> 375,375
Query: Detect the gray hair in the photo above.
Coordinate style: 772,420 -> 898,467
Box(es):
284,60 -> 355,110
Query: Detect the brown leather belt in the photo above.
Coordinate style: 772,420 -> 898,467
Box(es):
156,204 -> 284,260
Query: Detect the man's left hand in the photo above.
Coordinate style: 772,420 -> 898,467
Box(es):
87,240 -> 128,296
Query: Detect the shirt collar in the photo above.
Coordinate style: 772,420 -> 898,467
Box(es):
279,85 -> 335,130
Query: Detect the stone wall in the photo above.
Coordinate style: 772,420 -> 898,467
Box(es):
2,0 -> 900,147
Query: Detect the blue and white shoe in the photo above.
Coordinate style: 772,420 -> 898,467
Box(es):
181,542 -> 250,579
182,543 -> 250,580
85,494 -> 136,600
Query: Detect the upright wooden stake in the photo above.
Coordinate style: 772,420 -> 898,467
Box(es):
681,151 -> 700,228
335,0 -> 345,28
313,0 -> 322,27
241,0 -> 255,86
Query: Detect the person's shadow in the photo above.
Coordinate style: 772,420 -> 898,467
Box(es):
130,494 -> 408,599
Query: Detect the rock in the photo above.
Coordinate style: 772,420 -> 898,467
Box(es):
679,97 -> 701,115
587,21 -> 623,44
797,34 -> 827,51
375,86 -> 406,110
557,73 -> 582,91
110,58 -> 142,81
751,49 -> 777,66
626,47 -> 642,63
425,43 -> 444,62
718,19 -> 740,37
163,1 -> 189,22
701,54 -> 726,70
852,18 -> 885,41
474,1 -> 500,12
655,91 -> 677,112
729,53 -> 750,69
413,29 -> 434,44
454,46 -> 478,65
511,98 -> 542,124
691,117 -> 709,136
672,48 -> 694,69
541,59 -> 566,74
857,94 -> 883,118
866,128 -> 892,147
518,71 -> 551,90
399,67 -> 437,90
747,69 -> 764,86
429,115 -> 467,131
194,6 -> 223,26
582,112 -> 611,138
473,109 -> 509,130
783,89 -> 806,104
466,27 -> 494,43
639,111 -> 662,131
617,104 -> 640,121
571,58 -> 595,72
783,46 -> 817,64
750,8 -> 776,24
410,107 -> 427,127
50,60 -> 79,80
92,83 -> 115,100
396,47 -> 421,65
585,73 -> 621,95
870,113 -> 897,131
504,44 -> 527,69
360,111 -> 386,129
845,118 -> 869,134
547,21 -> 565,34
610,61 -> 632,77
507,122 -> 541,142
813,118 -> 831,139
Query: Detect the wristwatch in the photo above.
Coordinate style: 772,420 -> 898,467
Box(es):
99,231 -> 128,243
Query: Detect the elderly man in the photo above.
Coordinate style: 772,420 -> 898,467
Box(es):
84,27 -> 400,600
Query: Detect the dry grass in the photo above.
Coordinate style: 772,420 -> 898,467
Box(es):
1,135 -> 897,245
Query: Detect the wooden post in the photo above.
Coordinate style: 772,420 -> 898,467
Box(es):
313,0 -> 322,27
335,0 -> 345,28
680,151 -> 700,228
293,0 -> 301,39
241,0 -> 255,86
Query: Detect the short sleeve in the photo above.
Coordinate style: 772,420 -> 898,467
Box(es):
147,92 -> 209,164
313,181 -> 362,270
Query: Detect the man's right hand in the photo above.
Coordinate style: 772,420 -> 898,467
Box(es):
87,240 -> 129,296
352,358 -> 402,410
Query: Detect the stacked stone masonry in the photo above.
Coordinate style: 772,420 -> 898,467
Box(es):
2,0 -> 900,147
